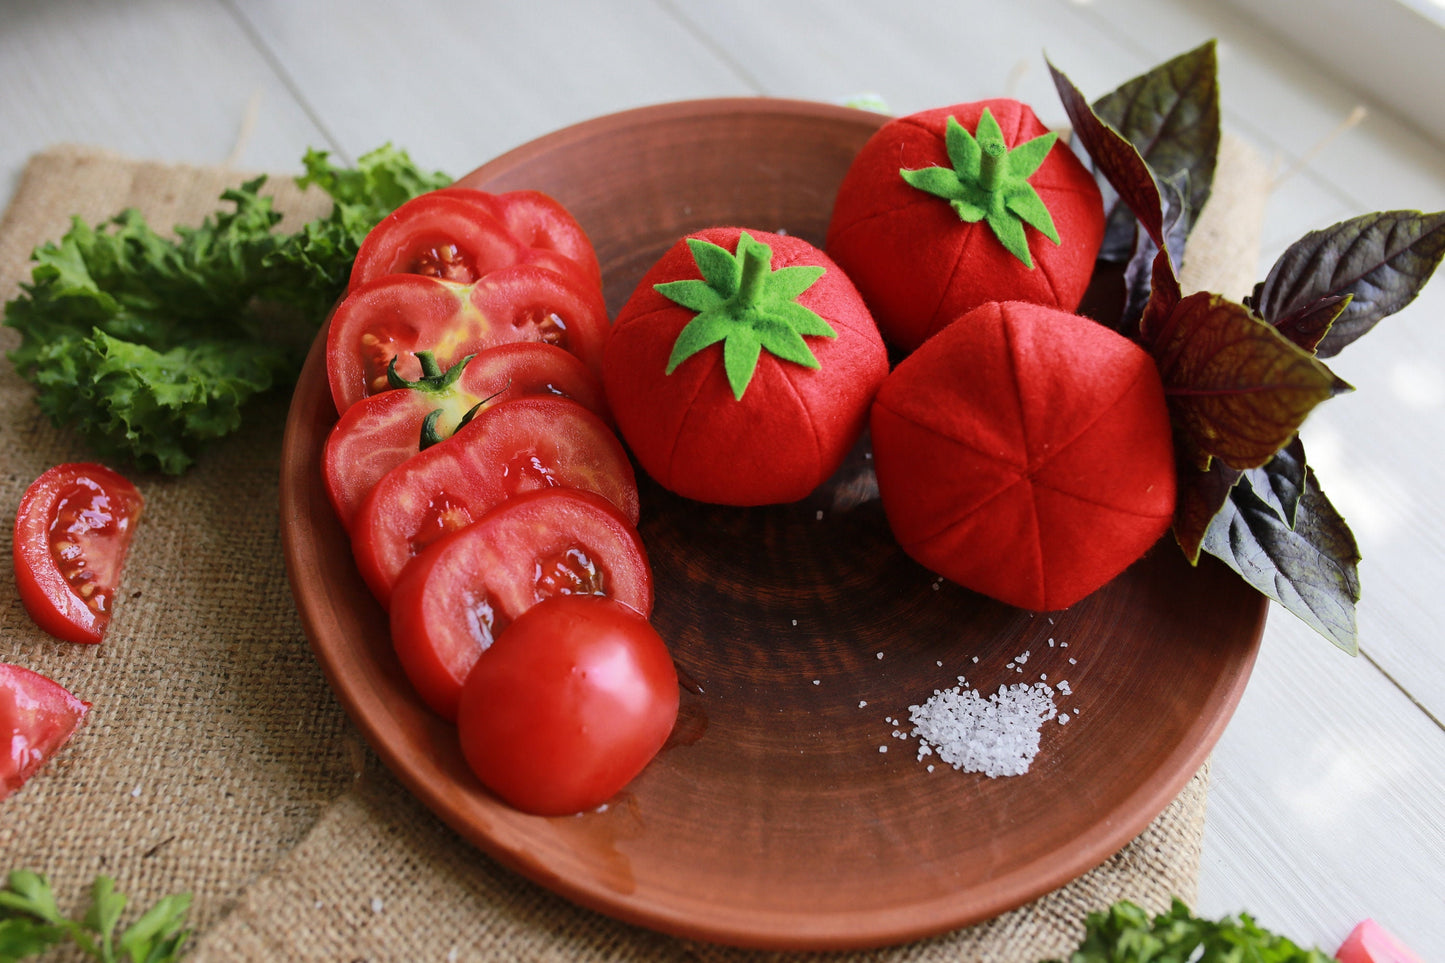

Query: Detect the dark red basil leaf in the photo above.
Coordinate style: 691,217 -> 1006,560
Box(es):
1202,465 -> 1360,654
1173,456 -> 1242,564
1253,210 -> 1445,357
1153,292 -> 1351,470
1244,435 -> 1308,527
1090,40 -> 1221,263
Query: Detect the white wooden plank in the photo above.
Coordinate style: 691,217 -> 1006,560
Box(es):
1201,612 -> 1445,958
230,0 -> 758,179
0,0 -> 327,199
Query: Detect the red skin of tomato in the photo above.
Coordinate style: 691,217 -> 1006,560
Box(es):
826,99 -> 1105,355
348,188 -> 602,294
351,397 -> 639,608
455,595 -> 678,816
0,663 -> 90,800
1336,920 -> 1425,963
603,227 -> 888,506
323,343 -> 609,530
326,264 -> 609,415
389,488 -> 653,722
869,301 -> 1175,611
12,463 -> 143,645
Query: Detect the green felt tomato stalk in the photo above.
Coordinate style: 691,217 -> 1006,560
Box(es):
827,99 -> 1105,355
604,228 -> 887,507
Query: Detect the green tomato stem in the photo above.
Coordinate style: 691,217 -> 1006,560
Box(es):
979,141 -> 1007,192
735,244 -> 772,307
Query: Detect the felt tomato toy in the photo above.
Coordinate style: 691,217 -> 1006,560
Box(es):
349,187 -> 602,294
351,396 -> 639,607
389,488 -> 653,721
1,663 -> 90,801
603,228 -> 887,506
323,342 -> 608,529
13,463 -> 143,645
827,99 -> 1105,355
456,594 -> 678,816
870,301 -> 1175,611
326,264 -> 609,413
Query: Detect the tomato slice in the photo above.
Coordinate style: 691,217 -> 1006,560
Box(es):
348,189 -> 600,294
1,663 -> 90,800
389,488 -> 652,721
455,595 -> 678,816
13,463 -> 143,645
351,397 -> 639,607
323,343 -> 609,530
326,265 -> 609,414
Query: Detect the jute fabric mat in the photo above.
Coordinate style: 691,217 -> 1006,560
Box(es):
0,134 -> 1268,961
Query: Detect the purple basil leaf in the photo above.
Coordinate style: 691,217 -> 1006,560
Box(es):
1202,465 -> 1360,654
1243,435 -> 1307,527
1090,40 -> 1221,263
1122,171 -> 1193,331
1254,210 -> 1445,358
1174,457 -> 1244,564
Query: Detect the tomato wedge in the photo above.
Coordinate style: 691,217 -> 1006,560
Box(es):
323,343 -> 609,530
13,463 -> 143,645
351,397 -> 639,607
389,488 -> 652,721
1,663 -> 90,801
456,595 -> 678,816
348,188 -> 601,294
326,266 -> 609,414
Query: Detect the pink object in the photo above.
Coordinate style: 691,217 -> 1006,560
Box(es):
1336,919 -> 1425,963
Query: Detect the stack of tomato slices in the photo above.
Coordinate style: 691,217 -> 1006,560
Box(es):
323,187 -> 677,817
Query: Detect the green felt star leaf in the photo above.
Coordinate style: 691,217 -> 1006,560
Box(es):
900,108 -> 1062,268
658,232 -> 837,400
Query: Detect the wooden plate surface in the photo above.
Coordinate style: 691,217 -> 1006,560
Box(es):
279,98 -> 1266,951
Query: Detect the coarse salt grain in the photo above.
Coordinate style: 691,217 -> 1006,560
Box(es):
858,700 -> 868,708
371,898 -> 384,914
906,682 -> 1058,778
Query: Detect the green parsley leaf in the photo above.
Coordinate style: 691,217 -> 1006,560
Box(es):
0,871 -> 191,963
1044,898 -> 1335,963
4,144 -> 450,474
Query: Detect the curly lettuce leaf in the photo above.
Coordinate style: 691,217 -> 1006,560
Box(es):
4,144 -> 450,474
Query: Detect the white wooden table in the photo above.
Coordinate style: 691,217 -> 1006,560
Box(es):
3,0 -> 1442,955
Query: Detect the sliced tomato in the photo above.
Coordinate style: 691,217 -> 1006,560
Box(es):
389,488 -> 652,721
348,189 -> 600,294
323,343 -> 609,529
456,595 -> 678,816
13,463 -> 143,645
351,397 -> 639,608
1,663 -> 90,800
326,266 -> 609,414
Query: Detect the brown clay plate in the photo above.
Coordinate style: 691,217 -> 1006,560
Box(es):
279,98 -> 1267,951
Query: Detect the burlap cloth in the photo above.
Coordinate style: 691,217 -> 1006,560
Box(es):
0,136 -> 1267,962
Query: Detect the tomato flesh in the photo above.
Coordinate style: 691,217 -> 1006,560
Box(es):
13,463 -> 143,645
389,488 -> 652,721
323,342 -> 609,530
351,397 -> 638,607
455,595 -> 677,816
1,663 -> 90,800
326,266 -> 609,414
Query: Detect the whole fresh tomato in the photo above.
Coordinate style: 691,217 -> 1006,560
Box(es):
455,594 -> 678,816
1,663 -> 90,800
349,187 -> 602,294
390,488 -> 652,721
323,342 -> 608,529
603,228 -> 887,506
869,301 -> 1175,611
827,99 -> 1105,355
351,396 -> 639,607
13,463 -> 143,645
326,264 -> 609,414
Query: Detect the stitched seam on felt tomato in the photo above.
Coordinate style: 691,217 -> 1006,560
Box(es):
924,216 -> 987,340
1022,361 -> 1153,473
1033,236 -> 1064,306
1026,479 -> 1176,519
773,358 -> 825,484
665,347 -> 725,487
998,311 -> 1051,601
825,192 -> 941,254
873,394 -> 1030,472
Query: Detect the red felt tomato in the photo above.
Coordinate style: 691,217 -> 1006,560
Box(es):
13,463 -> 143,645
455,594 -> 678,816
351,397 -> 639,607
869,301 -> 1175,611
827,99 -> 1105,355
323,342 -> 608,529
1,663 -> 90,801
349,187 -> 602,294
390,488 -> 652,721
603,227 -> 887,506
326,264 -> 609,415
